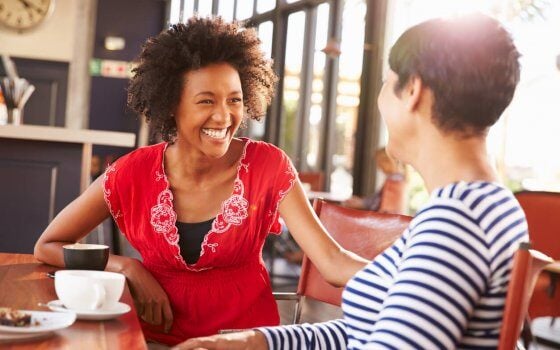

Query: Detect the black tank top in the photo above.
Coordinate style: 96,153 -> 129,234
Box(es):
176,218 -> 214,264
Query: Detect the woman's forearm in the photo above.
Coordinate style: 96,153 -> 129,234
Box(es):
324,248 -> 369,287
34,241 -> 68,267
107,254 -> 139,275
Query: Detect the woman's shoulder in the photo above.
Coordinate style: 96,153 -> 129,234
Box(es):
432,181 -> 517,211
110,142 -> 166,171
412,181 -> 526,246
241,137 -> 288,161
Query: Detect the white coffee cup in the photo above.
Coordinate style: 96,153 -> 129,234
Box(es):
54,270 -> 125,311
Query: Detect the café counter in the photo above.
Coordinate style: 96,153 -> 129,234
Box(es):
0,125 -> 136,254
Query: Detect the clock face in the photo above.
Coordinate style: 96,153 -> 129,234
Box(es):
0,0 -> 54,31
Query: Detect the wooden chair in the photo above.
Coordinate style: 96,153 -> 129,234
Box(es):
275,199 -> 412,323
515,191 -> 560,322
298,171 -> 325,191
498,242 -> 553,350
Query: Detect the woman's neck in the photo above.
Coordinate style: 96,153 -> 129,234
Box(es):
411,131 -> 498,193
166,138 -> 241,181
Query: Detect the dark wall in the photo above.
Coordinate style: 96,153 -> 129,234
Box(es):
0,139 -> 83,253
89,0 -> 166,159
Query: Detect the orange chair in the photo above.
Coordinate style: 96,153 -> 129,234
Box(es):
514,191 -> 560,320
275,199 -> 412,323
498,242 -> 553,350
298,171 -> 325,192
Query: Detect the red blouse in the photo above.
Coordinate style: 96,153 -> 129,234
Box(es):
103,138 -> 296,345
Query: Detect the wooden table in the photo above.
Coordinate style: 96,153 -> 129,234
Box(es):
0,253 -> 146,349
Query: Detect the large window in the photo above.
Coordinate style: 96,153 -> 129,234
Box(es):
384,0 -> 560,213
279,11 -> 306,161
331,0 -> 365,197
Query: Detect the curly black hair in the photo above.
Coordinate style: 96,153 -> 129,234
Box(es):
389,13 -> 520,137
128,16 -> 278,142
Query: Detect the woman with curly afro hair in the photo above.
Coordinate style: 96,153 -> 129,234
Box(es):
35,16 -> 368,346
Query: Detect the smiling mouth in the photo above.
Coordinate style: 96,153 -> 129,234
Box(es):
201,128 -> 229,139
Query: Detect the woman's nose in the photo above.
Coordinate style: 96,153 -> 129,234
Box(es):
212,103 -> 232,124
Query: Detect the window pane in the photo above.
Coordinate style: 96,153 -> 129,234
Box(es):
491,3 -> 560,192
236,0 -> 254,20
280,11 -> 306,160
218,0 -> 235,21
329,0 -> 366,198
244,21 -> 274,140
256,0 -> 275,14
258,21 -> 273,58
246,119 -> 266,140
183,0 -> 194,20
306,3 -> 330,169
197,0 -> 213,16
169,0 -> 181,24
385,0 -> 560,212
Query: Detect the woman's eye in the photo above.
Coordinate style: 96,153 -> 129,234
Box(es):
197,100 -> 213,105
229,98 -> 242,103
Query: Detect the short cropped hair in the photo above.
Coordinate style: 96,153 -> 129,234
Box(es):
389,13 -> 520,136
128,16 -> 277,142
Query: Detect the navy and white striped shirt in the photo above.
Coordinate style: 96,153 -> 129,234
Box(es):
260,181 -> 528,349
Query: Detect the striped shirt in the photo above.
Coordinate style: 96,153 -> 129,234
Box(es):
259,181 -> 528,349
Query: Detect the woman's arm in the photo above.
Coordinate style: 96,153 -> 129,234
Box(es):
34,176 -> 113,267
34,176 -> 174,332
34,176 -> 132,274
173,320 -> 349,350
279,180 -> 369,287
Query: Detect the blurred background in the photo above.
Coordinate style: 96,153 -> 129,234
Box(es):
2,0 -> 559,215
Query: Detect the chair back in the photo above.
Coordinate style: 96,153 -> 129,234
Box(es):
297,199 -> 412,306
514,191 -> 560,319
298,171 -> 325,191
515,191 -> 560,259
498,242 -> 553,350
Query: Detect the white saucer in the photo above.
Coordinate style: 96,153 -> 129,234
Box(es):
0,310 -> 76,334
0,331 -> 54,343
46,300 -> 131,321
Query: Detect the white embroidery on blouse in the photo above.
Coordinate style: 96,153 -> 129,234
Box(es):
103,164 -> 122,219
151,140 -> 251,272
155,170 -> 165,182
269,162 -> 297,219
150,189 -> 179,245
211,179 -> 248,234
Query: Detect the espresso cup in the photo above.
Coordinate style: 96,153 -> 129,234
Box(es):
54,270 -> 125,311
63,243 -> 109,271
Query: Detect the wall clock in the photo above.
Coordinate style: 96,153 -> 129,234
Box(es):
0,0 -> 55,32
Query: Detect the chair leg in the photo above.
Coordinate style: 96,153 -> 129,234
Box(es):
551,317 -> 557,328
293,298 -> 302,324
521,317 -> 537,349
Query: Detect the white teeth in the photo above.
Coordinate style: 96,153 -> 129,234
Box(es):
202,128 -> 228,139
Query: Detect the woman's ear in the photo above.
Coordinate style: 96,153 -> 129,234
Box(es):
405,75 -> 423,112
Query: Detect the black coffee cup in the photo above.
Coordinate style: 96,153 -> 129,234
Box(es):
63,243 -> 110,271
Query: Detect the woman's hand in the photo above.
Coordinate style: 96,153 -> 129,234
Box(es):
122,258 -> 174,333
171,330 -> 267,350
